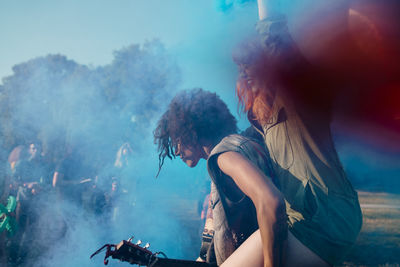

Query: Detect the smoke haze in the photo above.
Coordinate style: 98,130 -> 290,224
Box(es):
0,1 -> 399,266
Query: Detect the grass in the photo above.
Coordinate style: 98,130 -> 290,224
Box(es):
340,191 -> 400,267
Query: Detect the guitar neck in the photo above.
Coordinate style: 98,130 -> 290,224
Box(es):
149,257 -> 218,267
99,240 -> 219,267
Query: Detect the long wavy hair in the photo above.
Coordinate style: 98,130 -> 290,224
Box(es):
153,88 -> 238,176
232,31 -> 327,124
232,35 -> 283,125
235,74 -> 276,126
114,143 -> 133,169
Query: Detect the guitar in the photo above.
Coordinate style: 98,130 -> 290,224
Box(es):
90,237 -> 218,267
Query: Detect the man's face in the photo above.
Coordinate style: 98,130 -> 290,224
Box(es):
174,140 -> 204,168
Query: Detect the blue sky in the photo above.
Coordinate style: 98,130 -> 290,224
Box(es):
0,0 -> 260,128
0,1 -> 239,76
0,0 -> 256,82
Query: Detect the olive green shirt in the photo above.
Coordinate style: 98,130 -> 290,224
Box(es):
254,17 -> 362,264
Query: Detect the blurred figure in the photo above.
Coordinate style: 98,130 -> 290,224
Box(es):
12,141 -> 49,219
104,143 -> 134,222
52,144 -> 95,206
114,142 -> 133,169
7,140 -> 51,265
7,145 -> 27,174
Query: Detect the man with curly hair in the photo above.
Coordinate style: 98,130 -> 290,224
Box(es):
154,88 -> 284,266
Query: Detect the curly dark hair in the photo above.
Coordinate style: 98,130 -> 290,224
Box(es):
154,88 -> 237,175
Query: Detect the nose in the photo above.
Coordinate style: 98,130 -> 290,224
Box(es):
175,142 -> 184,159
175,143 -> 181,157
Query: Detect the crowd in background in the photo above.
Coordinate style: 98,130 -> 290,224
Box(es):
0,139 -> 136,266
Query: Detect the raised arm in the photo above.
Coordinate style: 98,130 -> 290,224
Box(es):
257,0 -> 280,20
217,151 -> 287,267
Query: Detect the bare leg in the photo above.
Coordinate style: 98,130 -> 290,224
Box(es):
220,230 -> 264,267
221,229 -> 330,267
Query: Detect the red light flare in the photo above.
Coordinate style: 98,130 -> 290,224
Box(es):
292,0 -> 400,150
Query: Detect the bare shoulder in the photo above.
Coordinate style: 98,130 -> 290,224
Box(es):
217,151 -> 250,173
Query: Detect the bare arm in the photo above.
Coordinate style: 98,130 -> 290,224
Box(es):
52,171 -> 62,187
52,172 -> 76,187
217,151 -> 287,267
257,0 -> 280,20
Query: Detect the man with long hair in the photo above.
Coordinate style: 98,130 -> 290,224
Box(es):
154,88 -> 284,266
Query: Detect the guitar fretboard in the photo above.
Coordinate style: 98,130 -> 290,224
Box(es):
149,257 -> 218,267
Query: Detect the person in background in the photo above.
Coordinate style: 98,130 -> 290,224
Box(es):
52,144 -> 94,205
8,140 -> 50,265
104,143 -> 134,222
114,143 -> 133,170
12,141 -> 49,218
